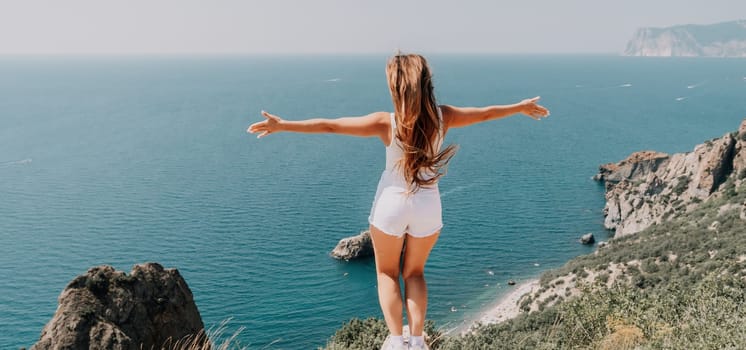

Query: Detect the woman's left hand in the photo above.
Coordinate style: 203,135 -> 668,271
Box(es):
519,97 -> 550,120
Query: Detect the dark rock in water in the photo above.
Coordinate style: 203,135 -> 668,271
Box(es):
30,263 -> 205,350
507,280 -> 516,286
331,230 -> 374,260
580,233 -> 595,245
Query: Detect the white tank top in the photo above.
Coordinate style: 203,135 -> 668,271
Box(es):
385,108 -> 445,174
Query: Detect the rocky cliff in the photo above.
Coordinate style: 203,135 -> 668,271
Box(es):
594,118 -> 746,237
31,263 -> 205,350
624,20 -> 746,57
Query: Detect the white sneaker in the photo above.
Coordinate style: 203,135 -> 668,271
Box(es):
408,342 -> 429,350
381,335 -> 407,350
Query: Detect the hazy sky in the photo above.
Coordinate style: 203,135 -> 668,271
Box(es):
1,0 -> 745,54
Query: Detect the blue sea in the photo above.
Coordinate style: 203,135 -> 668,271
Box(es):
1,55 -> 744,349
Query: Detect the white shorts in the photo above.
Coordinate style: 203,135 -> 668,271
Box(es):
368,170 -> 443,238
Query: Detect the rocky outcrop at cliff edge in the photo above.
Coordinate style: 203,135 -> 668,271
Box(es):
594,118 -> 746,237
331,230 -> 374,260
624,20 -> 746,57
31,263 -> 205,350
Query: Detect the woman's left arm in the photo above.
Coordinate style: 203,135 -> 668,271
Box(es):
442,97 -> 550,130
247,110 -> 388,139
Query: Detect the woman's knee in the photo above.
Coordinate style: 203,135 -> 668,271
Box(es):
402,268 -> 425,281
378,267 -> 401,279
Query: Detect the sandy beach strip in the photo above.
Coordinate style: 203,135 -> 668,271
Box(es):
456,278 -> 540,334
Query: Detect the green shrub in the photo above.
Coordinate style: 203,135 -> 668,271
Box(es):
323,318 -> 440,350
519,295 -> 533,312
324,317 -> 389,350
672,176 -> 690,196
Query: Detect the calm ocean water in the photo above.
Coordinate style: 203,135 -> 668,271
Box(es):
1,55 -> 744,349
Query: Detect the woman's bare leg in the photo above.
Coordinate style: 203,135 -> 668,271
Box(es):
370,225 -> 406,336
401,231 -> 440,336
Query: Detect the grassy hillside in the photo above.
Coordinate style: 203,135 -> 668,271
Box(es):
324,176 -> 746,349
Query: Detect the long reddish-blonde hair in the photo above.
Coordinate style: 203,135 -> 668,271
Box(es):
386,54 -> 457,191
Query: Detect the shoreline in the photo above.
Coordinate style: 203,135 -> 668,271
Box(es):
453,278 -> 541,334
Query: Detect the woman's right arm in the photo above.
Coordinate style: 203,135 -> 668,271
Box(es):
442,96 -> 550,130
247,110 -> 390,140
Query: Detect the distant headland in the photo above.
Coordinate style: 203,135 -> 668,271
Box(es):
624,19 -> 746,57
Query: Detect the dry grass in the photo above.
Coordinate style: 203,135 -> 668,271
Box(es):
160,319 -> 249,350
598,318 -> 644,350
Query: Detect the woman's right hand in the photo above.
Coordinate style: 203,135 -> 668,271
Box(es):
518,97 -> 550,120
247,110 -> 282,138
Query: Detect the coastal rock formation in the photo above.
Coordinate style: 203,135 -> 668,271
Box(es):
331,230 -> 374,260
31,263 -> 205,350
624,20 -> 746,57
595,118 -> 746,237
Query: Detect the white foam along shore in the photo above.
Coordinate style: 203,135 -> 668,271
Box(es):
457,278 -> 540,334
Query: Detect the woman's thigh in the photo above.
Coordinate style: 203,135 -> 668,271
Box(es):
402,232 -> 440,278
369,225 -> 406,275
